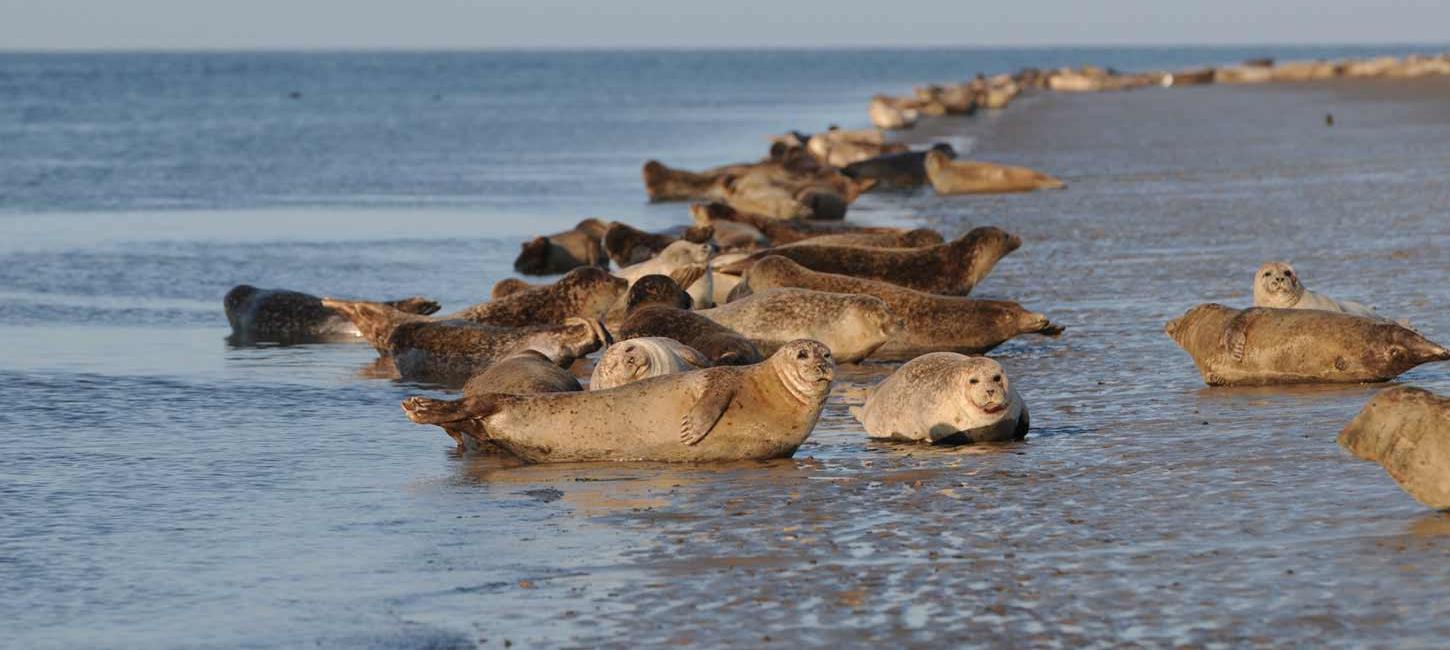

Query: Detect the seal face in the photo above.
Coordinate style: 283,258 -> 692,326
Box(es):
224,285 -> 439,343
1165,303 -> 1449,386
1252,261 -> 1379,318
1338,386 -> 1450,510
589,337 -> 712,390
401,339 -> 835,463
852,353 -> 1028,444
699,287 -> 899,363
450,267 -> 628,327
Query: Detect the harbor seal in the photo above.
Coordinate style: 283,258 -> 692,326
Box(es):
224,285 -> 439,343
1338,386 -> 1450,510
1252,262 -> 1378,318
618,275 -> 763,365
690,201 -> 920,245
450,267 -> 628,327
775,228 -> 943,249
401,339 -> 834,463
841,144 -> 956,189
699,288 -> 899,363
513,218 -> 610,275
719,226 -> 1022,296
1164,303 -> 1450,386
850,353 -> 1028,444
490,278 -> 536,300
432,350 -> 584,451
924,150 -> 1065,195
732,256 -> 1063,358
603,221 -> 715,267
589,337 -> 712,390
614,239 -> 715,308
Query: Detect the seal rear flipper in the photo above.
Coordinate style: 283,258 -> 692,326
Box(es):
385,296 -> 442,316
1219,308 -> 1266,363
322,298 -> 415,352
680,375 -> 739,446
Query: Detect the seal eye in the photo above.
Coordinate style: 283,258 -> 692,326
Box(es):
969,378 -> 979,385
992,374 -> 1001,383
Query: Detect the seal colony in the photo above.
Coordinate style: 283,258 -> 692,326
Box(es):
223,51 -> 1450,508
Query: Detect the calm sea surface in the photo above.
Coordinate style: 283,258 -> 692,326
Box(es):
4,47 -> 1450,648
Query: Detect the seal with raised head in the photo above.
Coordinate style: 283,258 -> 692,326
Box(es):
224,285 -> 439,343
430,350 -> 584,451
719,226 -> 1022,296
617,275 -> 763,365
732,256 -> 1062,358
1338,385 -> 1450,510
699,287 -> 899,363
401,339 -> 834,463
1164,303 -> 1450,386
589,337 -> 712,390
923,150 -> 1065,195
850,353 -> 1028,444
449,267 -> 628,327
513,218 -> 610,275
841,143 -> 957,189
1252,261 -> 1378,318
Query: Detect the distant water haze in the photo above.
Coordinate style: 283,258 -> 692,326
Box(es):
2,0 -> 1450,50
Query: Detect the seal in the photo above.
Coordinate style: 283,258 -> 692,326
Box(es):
719,226 -> 1022,296
603,222 -> 715,267
850,353 -> 1028,444
449,267 -> 628,327
224,285 -> 439,343
775,228 -> 943,249
699,287 -> 899,363
1338,385 -> 1450,510
490,278 -> 535,300
732,256 -> 1062,358
641,159 -> 746,202
690,201 -> 919,245
617,275 -> 763,365
513,218 -> 610,275
842,143 -> 956,189
923,150 -> 1065,195
322,299 -> 610,385
401,339 -> 834,463
615,239 -> 715,308
589,336 -> 712,390
431,350 -> 584,451
868,95 -> 920,130
805,127 -> 906,168
1164,303 -> 1450,386
1252,262 -> 1378,318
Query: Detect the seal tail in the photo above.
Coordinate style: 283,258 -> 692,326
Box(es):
384,296 -> 442,316
402,394 -> 508,449
322,298 -> 412,353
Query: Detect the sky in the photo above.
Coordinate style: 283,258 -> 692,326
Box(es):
1,0 -> 1448,50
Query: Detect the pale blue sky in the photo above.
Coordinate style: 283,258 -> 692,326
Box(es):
2,0 -> 1447,50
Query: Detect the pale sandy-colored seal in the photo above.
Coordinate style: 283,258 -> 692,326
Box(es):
513,218 -> 610,275
924,150 -> 1065,195
732,256 -> 1062,358
430,350 -> 584,451
401,339 -> 834,463
841,143 -> 956,189
224,285 -> 439,343
589,336 -> 712,390
1252,262 -> 1378,318
719,226 -> 1022,296
850,353 -> 1028,444
450,267 -> 628,327
614,239 -> 716,308
868,95 -> 920,130
617,275 -> 763,365
699,287 -> 899,363
805,127 -> 904,168
1338,385 -> 1450,510
1164,303 -> 1449,386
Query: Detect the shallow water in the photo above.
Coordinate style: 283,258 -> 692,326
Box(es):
5,51 -> 1450,648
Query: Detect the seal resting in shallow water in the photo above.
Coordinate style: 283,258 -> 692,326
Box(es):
224,285 -> 439,343
699,288 -> 898,363
402,339 -> 834,463
731,256 -> 1062,358
512,218 -> 610,275
923,150 -> 1065,195
719,226 -> 1022,296
589,337 -> 712,390
851,353 -> 1027,444
1164,303 -> 1449,386
617,275 -> 763,365
450,267 -> 628,327
1338,386 -> 1450,510
1252,262 -> 1378,318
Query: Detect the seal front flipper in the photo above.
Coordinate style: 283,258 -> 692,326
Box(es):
1220,308 -> 1267,363
680,374 -> 740,446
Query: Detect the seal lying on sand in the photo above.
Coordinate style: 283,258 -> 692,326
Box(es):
450,267 -> 627,327
731,256 -> 1062,358
923,150 -> 1065,195
1338,386 -> 1450,510
1252,262 -> 1378,318
699,288 -> 899,363
805,127 -> 905,168
615,240 -> 713,286
224,285 -> 439,343
1164,304 -> 1449,386
719,226 -> 1022,296
589,337 -> 712,390
775,228 -> 943,249
603,222 -> 714,267
842,143 -> 956,189
851,353 -> 1028,444
690,201 -> 921,246
401,339 -> 834,463
513,218 -> 610,275
617,275 -> 763,365
428,350 -> 585,451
